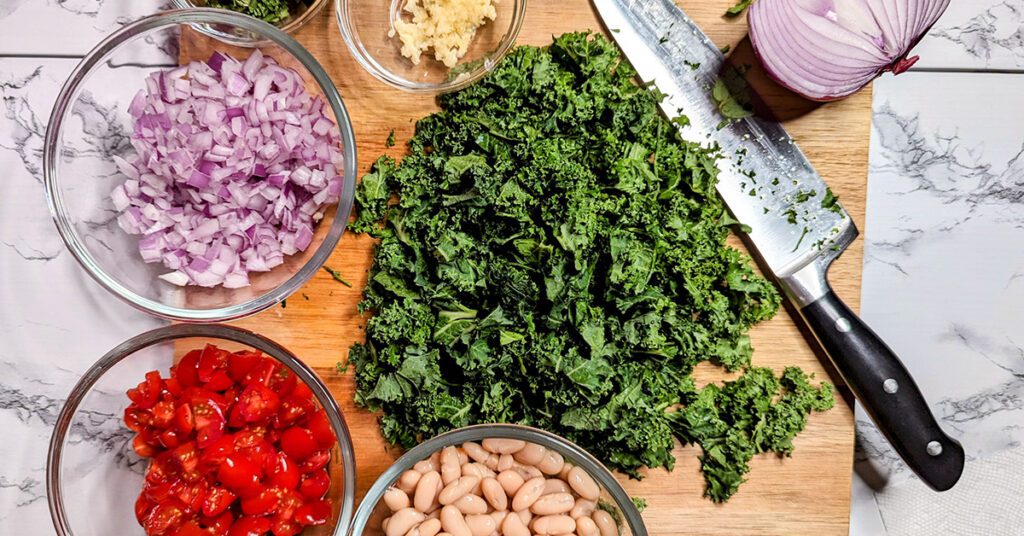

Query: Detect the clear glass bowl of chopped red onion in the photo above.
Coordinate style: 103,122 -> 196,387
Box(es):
43,9 -> 357,322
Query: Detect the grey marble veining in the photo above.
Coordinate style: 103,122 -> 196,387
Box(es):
0,0 -> 170,56
913,0 -> 1024,70
851,70 -> 1024,534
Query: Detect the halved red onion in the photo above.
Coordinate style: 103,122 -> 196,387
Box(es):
748,0 -> 951,101
112,50 -> 345,289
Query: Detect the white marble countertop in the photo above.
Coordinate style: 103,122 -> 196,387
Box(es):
1,1 -> 1022,534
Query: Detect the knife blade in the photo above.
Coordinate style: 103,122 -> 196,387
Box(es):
593,0 -> 964,491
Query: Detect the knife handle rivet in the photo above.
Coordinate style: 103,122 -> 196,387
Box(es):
883,379 -> 899,394
927,441 -> 943,457
834,317 -> 852,333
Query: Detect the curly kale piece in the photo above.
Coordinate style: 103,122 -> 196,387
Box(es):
207,0 -> 293,24
348,32 -> 831,501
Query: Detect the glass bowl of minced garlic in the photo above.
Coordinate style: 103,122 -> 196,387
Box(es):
336,0 -> 526,92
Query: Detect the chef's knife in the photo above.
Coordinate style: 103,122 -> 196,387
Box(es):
592,0 -> 964,490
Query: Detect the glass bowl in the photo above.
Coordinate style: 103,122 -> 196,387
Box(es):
171,0 -> 330,45
336,0 -> 526,93
43,9 -> 357,322
46,323 -> 356,536
351,424 -> 648,536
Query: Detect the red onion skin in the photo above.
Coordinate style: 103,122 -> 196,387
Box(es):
747,0 -> 949,102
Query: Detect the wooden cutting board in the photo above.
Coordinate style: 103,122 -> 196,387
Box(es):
185,0 -> 871,533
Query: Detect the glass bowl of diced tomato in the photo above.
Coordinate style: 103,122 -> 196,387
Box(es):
46,324 -> 355,536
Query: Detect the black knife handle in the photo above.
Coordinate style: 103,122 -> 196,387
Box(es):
801,290 -> 965,491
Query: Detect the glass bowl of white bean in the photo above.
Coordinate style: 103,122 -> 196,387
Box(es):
350,424 -> 647,536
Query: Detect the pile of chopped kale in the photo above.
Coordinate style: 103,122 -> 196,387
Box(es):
347,32 -> 834,502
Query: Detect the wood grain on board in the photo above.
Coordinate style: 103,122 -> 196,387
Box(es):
182,1 -> 871,534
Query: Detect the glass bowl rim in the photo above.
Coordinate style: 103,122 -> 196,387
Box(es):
169,0 -> 330,46
45,323 -> 358,536
42,8 -> 358,322
334,0 -> 527,94
349,423 -> 648,536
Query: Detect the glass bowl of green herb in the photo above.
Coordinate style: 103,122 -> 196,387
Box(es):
173,0 -> 329,45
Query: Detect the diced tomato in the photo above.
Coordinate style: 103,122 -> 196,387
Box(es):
136,494 -> 155,524
227,351 -> 261,382
294,499 -> 331,526
240,487 -> 279,516
172,521 -> 208,536
203,370 -> 234,392
265,452 -> 300,490
217,454 -> 260,492
198,434 -> 235,470
126,345 -> 337,536
175,403 -> 194,435
226,516 -> 271,536
143,500 -> 187,536
190,392 -> 227,449
197,344 -> 230,383
298,469 -> 330,500
152,399 -> 176,429
128,371 -> 164,410
276,394 -> 314,427
175,350 -> 201,388
306,410 -> 336,448
297,450 -> 330,474
201,487 -> 236,517
279,427 -> 318,461
134,435 -> 159,458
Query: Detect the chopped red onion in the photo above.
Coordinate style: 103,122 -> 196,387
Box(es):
112,50 -> 345,288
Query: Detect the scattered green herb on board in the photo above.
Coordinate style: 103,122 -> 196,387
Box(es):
821,187 -> 842,214
348,32 -> 833,503
207,0 -> 295,24
386,129 -> 396,148
322,266 -> 352,287
725,0 -> 755,17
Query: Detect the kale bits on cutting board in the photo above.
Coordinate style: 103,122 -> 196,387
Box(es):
347,32 -> 834,502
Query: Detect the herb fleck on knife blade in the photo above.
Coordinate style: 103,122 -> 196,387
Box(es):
348,33 -> 833,502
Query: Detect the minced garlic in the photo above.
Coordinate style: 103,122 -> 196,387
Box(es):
389,0 -> 497,68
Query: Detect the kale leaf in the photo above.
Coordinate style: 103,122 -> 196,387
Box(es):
348,32 -> 832,502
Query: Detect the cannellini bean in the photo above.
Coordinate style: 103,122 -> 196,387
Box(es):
537,450 -> 564,475
453,493 -> 488,515
399,470 -> 423,494
592,510 -> 617,536
481,477 -> 508,511
530,514 -> 576,535
570,499 -> 596,519
566,466 -> 600,501
385,488 -> 411,512
441,446 -> 462,485
512,442 -> 546,465
440,505 -> 472,536
436,534 -> 452,536
382,518 -> 390,533
497,453 -> 515,472
489,510 -> 508,528
482,438 -> 527,454
415,452 -> 442,473
558,462 -> 574,481
418,518 -> 443,536
484,454 -> 500,471
463,442 -> 490,464
515,509 -> 533,525
501,512 -> 531,536
511,477 -> 546,511
387,508 -> 426,536
415,471 -> 442,513
530,493 -> 575,516
511,463 -> 543,481
456,448 -> 469,465
542,479 -> 571,495
465,513 -> 497,536
576,516 -> 599,536
497,470 -> 525,496
439,475 -> 480,505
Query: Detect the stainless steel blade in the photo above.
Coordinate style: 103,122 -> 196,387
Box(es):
593,0 -> 857,286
